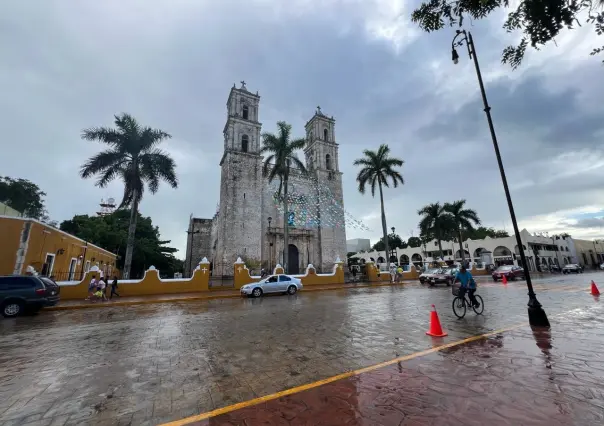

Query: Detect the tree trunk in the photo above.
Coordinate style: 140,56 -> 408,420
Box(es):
458,227 -> 465,263
378,182 -> 389,268
122,191 -> 139,279
282,175 -> 289,273
437,230 -> 444,260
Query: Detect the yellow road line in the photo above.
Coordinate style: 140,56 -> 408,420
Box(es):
159,321 -> 527,426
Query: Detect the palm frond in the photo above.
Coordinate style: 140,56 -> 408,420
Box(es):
80,150 -> 125,180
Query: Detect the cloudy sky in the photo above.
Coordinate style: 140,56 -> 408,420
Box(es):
2,0 -> 603,257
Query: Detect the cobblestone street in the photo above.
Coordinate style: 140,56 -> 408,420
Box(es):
0,273 -> 602,425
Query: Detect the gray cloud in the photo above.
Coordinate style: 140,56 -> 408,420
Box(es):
1,0 -> 603,257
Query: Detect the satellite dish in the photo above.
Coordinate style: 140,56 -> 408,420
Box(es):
108,198 -> 115,205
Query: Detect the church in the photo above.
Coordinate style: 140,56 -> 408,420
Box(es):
185,82 -> 347,277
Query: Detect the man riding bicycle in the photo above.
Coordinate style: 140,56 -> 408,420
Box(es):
454,265 -> 480,308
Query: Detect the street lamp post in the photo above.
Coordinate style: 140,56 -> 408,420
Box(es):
451,29 -> 549,327
186,228 -> 200,278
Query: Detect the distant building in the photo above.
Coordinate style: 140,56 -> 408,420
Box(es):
352,229 -> 577,272
572,239 -> 604,269
346,238 -> 370,253
0,215 -> 118,281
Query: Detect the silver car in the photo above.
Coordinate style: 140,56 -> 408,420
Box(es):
240,274 -> 303,297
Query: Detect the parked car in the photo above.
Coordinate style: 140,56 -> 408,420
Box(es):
562,264 -> 584,274
0,275 -> 61,318
600,263 -> 604,270
427,268 -> 459,286
492,265 -> 525,281
419,268 -> 440,284
240,274 -> 302,297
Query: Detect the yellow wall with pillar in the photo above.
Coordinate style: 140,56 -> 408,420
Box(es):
59,262 -> 210,300
233,261 -> 345,289
0,216 -> 118,279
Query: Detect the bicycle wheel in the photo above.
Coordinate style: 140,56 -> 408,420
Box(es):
452,296 -> 466,319
472,295 -> 484,315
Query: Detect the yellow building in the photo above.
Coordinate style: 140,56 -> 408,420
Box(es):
0,215 -> 118,281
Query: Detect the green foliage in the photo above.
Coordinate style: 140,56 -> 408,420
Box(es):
372,234 -> 407,251
411,0 -> 604,68
260,121 -> 307,198
444,200 -> 481,235
242,256 -> 262,273
0,176 -> 47,219
80,113 -> 178,208
407,236 -> 422,248
60,210 -> 182,278
464,226 -> 510,240
354,144 -> 404,198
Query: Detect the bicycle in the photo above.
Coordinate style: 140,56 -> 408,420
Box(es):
452,282 -> 484,319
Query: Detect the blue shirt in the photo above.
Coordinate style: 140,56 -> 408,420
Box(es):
455,271 -> 475,289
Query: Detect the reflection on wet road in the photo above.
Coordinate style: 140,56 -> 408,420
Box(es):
0,273 -> 601,425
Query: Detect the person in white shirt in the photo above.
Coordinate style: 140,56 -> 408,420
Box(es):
98,278 -> 107,301
86,275 -> 97,300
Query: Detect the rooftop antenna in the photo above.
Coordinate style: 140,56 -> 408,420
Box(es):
97,197 -> 116,216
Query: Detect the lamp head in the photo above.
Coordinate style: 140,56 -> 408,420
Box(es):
452,47 -> 459,65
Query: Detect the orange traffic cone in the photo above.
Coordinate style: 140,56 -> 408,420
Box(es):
426,304 -> 448,337
591,280 -> 600,296
502,274 -> 508,285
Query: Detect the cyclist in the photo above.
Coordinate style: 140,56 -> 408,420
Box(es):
454,265 -> 480,308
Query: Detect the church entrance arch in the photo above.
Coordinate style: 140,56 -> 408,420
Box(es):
288,244 -> 300,274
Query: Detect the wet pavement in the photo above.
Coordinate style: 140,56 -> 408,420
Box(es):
0,273 -> 601,426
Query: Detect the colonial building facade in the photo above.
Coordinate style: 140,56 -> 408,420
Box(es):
353,229 -> 581,272
185,82 -> 347,277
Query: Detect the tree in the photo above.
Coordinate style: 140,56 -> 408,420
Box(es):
407,236 -> 422,248
80,113 -> 178,279
260,121 -> 307,273
242,256 -> 262,274
411,0 -> 604,69
60,209 -> 182,278
354,144 -> 405,267
444,200 -> 481,262
0,176 -> 47,219
464,226 -> 509,240
372,233 -> 407,251
418,202 -> 454,259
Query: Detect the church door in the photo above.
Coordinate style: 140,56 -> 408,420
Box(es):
288,244 -> 300,275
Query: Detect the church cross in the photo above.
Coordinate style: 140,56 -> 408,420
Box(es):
240,80 -> 246,87
317,105 -> 321,114
201,267 -> 208,274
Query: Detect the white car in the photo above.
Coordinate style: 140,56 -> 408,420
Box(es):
600,263 -> 604,270
240,274 -> 303,297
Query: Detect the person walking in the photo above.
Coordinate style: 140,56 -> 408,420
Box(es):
389,263 -> 397,283
86,274 -> 97,300
110,276 -> 120,299
98,277 -> 108,301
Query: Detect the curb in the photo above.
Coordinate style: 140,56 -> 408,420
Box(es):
46,281 -> 417,312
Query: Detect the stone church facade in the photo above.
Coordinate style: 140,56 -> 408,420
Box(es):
185,82 -> 346,277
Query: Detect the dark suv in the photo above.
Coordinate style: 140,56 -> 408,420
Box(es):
0,275 -> 61,318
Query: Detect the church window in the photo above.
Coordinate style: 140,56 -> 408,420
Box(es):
323,128 -> 328,141
325,154 -> 331,170
242,105 -> 249,120
241,135 -> 249,152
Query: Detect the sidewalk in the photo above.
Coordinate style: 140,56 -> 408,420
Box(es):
173,304 -> 604,426
47,280 -> 419,311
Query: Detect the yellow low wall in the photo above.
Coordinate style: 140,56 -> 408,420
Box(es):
471,265 -> 489,276
233,260 -> 345,289
59,262 -> 210,300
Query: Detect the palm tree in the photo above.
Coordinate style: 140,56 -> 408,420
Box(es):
80,113 -> 178,279
444,200 -> 481,263
418,202 -> 453,261
260,121 -> 307,273
354,144 -> 404,267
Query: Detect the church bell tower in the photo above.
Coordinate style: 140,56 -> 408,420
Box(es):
214,81 -> 264,275
304,106 -> 347,269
